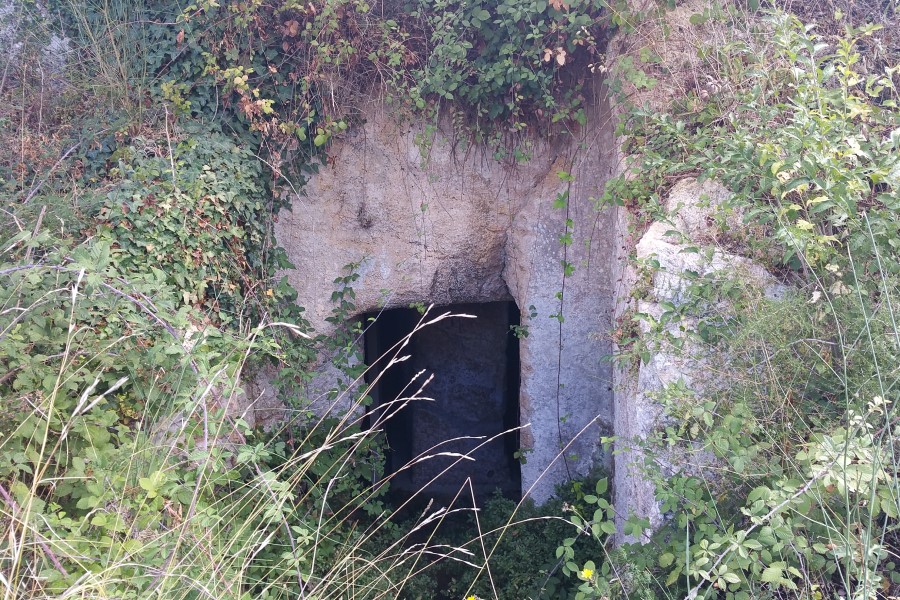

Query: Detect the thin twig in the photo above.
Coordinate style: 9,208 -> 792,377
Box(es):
22,141 -> 82,204
164,106 -> 177,190
0,206 -> 24,233
23,205 -> 45,264
0,44 -> 14,96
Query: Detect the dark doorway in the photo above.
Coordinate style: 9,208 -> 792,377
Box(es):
363,301 -> 521,507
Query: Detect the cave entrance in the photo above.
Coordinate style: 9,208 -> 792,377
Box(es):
363,301 -> 521,507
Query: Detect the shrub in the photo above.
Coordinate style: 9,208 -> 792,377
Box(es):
600,9 -> 900,600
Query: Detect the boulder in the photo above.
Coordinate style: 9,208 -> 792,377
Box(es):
613,178 -> 785,542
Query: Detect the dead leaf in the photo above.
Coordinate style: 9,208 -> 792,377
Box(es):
555,47 -> 566,66
549,0 -> 569,10
543,48 -> 553,63
176,29 -> 185,46
285,20 -> 300,37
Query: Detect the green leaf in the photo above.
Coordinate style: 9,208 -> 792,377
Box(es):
747,486 -> 770,502
760,565 -> 783,583
659,552 -> 675,567
742,538 -> 762,550
552,191 -> 569,209
757,527 -> 776,546
887,127 -> 900,149
139,470 -> 167,498
722,572 -> 741,584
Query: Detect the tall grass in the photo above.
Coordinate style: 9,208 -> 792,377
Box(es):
609,187 -> 900,600
0,1 -> 596,591
0,255 -> 579,599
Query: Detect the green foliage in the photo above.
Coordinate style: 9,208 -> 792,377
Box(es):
0,230 -> 405,599
621,287 -> 900,600
614,13 -> 900,275
411,0 -> 606,135
149,0 -> 611,172
153,0 -> 407,178
98,127 -> 271,319
708,21 -> 899,276
395,477 -> 612,600
0,232 -> 251,597
601,9 -> 900,600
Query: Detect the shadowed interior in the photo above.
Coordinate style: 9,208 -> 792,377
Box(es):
363,302 -> 522,507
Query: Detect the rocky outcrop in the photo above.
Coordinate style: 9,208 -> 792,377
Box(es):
1,1 -> 69,90
612,178 -> 786,542
274,95 -> 620,503
259,99 -> 786,532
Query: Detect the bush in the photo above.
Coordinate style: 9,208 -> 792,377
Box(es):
600,9 -> 900,600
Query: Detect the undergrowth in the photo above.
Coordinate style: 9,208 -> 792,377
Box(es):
592,7 -> 900,600
3,0 -> 900,599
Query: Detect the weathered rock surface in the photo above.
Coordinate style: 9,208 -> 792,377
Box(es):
613,178 -> 785,542
274,95 -> 620,502
665,178 -> 746,246
1,1 -> 69,88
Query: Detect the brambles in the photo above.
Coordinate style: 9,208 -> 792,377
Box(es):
601,10 -> 900,600
5,0 -> 900,598
410,0 -> 607,137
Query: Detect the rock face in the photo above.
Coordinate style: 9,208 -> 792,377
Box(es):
612,178 -> 785,542
274,95 -> 619,503
270,91 -> 780,524
1,1 -> 69,86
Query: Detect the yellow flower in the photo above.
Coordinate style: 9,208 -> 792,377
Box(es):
580,567 -> 594,579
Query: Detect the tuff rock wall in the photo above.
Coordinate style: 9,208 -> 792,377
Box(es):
273,94 -> 619,503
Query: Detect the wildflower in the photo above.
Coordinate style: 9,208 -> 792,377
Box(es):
580,567 -> 594,579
